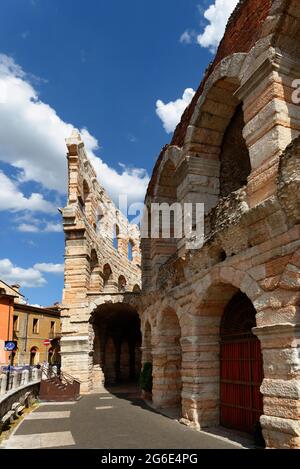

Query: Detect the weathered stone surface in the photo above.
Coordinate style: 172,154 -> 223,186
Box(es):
62,0 -> 300,450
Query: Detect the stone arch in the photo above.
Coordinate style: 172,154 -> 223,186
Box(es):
102,263 -> 114,292
182,267 -> 264,432
279,248 -> 300,292
150,157 -> 178,273
113,224 -> 120,251
219,102 -> 251,197
182,54 -> 252,209
192,266 -> 262,310
90,302 -> 142,388
185,53 -> 247,150
89,248 -> 102,291
30,346 -> 39,366
118,275 -> 127,292
83,179 -> 90,204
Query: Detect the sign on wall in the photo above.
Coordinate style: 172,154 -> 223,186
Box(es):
4,341 -> 17,352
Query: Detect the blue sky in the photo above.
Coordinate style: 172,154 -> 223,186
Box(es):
0,0 -> 238,305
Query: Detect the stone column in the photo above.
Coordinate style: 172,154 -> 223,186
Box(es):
0,374 -> 7,395
180,335 -> 220,430
32,368 -> 39,381
152,345 -> 182,409
141,346 -> 152,366
22,369 -> 29,385
12,372 -> 19,390
60,326 -> 93,394
253,323 -> 300,449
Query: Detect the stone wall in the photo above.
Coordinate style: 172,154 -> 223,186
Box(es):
61,131 -> 141,393
140,0 -> 300,449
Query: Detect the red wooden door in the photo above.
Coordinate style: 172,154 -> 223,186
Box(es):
220,292 -> 264,435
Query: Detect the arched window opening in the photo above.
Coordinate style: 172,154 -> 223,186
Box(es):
220,291 -> 264,440
128,240 -> 134,261
219,104 -> 251,198
83,180 -> 90,204
114,225 -> 120,251
133,284 -> 141,293
103,264 -> 113,291
48,348 -> 54,364
90,249 -> 101,291
96,207 -> 104,234
30,347 -> 39,366
118,275 -> 127,292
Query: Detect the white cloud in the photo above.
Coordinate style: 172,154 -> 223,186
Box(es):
17,220 -> 63,233
17,223 -> 39,233
0,258 -> 46,288
0,54 -> 149,204
156,88 -> 195,133
197,0 -> 239,52
34,263 -> 64,274
44,222 -> 63,233
0,171 -> 56,213
180,30 -> 193,44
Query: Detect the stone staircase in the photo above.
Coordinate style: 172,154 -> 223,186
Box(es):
39,368 -> 80,402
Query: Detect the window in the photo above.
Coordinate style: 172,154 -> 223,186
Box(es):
13,315 -> 19,332
32,318 -> 39,334
50,321 -> 55,334
113,225 -> 120,250
128,240 -> 133,261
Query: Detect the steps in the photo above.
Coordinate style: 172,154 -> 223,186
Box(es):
39,369 -> 80,402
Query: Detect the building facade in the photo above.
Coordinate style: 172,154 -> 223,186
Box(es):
60,130 -> 142,393
0,281 -> 22,365
61,0 -> 300,449
13,302 -> 61,366
0,280 -> 61,367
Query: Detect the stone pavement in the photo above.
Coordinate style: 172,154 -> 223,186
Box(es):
1,387 -> 246,450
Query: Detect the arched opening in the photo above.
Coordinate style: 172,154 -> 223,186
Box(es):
186,282 -> 264,444
102,263 -> 113,292
118,275 -> 127,292
220,291 -> 264,436
96,206 -> 104,234
90,249 -> 102,291
91,303 -> 141,389
133,284 -> 141,293
128,240 -> 133,261
30,347 -> 39,366
153,308 -> 182,412
151,160 -> 178,274
83,180 -> 90,204
114,225 -> 120,250
48,348 -> 54,364
219,104 -> 251,197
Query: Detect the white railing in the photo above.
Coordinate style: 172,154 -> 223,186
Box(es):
0,367 -> 43,397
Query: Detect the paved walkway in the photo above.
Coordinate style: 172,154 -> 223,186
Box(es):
2,387 -> 246,449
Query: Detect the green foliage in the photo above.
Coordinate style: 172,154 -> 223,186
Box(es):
139,362 -> 153,392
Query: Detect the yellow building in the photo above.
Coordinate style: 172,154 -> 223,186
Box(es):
13,301 -> 61,366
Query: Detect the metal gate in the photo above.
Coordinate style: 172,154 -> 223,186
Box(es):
220,292 -> 264,435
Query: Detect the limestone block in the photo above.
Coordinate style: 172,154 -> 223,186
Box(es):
261,378 -> 300,400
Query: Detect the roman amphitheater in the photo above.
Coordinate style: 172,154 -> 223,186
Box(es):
61,0 -> 300,449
